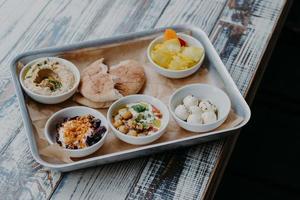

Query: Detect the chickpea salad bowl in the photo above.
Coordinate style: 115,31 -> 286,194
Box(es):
107,95 -> 170,145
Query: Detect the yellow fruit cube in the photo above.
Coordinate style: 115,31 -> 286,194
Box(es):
168,55 -> 191,70
160,39 -> 181,54
151,50 -> 172,68
181,46 -> 204,62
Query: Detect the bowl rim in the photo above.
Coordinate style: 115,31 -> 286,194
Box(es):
169,83 -> 231,127
19,56 -> 80,99
147,33 -> 205,72
44,106 -> 109,152
107,94 -> 170,140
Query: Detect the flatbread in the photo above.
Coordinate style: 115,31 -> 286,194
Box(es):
73,94 -> 113,108
79,59 -> 123,102
110,60 -> 146,96
75,58 -> 145,107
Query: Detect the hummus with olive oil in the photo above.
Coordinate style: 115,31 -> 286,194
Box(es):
23,59 -> 75,96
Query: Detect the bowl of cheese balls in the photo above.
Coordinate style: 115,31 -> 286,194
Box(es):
169,84 -> 231,132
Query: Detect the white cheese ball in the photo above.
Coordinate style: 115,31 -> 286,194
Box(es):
199,100 -> 216,112
187,114 -> 203,124
189,105 -> 203,115
175,104 -> 189,121
183,95 -> 198,109
202,111 -> 217,124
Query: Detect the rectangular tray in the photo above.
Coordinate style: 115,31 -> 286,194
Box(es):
10,25 -> 250,172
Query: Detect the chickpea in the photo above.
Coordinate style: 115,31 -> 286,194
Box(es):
121,111 -> 132,120
127,129 -> 138,137
118,125 -> 129,134
135,123 -> 144,131
118,108 -> 128,115
127,119 -> 136,129
113,119 -> 123,128
114,114 -> 122,121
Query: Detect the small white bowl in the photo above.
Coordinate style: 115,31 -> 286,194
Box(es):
169,84 -> 231,132
107,95 -> 170,145
19,57 -> 80,104
147,33 -> 205,79
45,106 -> 108,158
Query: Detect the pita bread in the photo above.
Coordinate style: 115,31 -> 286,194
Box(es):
75,58 -> 145,107
110,60 -> 145,96
81,58 -> 108,75
79,59 -> 123,102
73,94 -> 113,108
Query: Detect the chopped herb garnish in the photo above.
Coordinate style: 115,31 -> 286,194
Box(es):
135,113 -> 144,122
48,78 -> 62,91
132,104 -> 147,113
142,122 -> 149,129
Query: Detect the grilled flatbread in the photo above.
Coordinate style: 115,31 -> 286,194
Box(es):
75,58 -> 145,107
73,94 -> 113,108
79,59 -> 123,102
110,60 -> 145,96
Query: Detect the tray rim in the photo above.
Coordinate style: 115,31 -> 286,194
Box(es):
10,24 -> 251,171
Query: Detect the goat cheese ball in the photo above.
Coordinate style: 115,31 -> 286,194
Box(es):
174,104 -> 189,121
187,114 -> 202,124
174,95 -> 218,125
183,95 -> 198,108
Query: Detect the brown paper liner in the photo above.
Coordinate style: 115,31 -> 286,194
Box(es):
22,34 -> 244,164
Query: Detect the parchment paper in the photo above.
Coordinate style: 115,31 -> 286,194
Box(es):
20,35 -> 244,164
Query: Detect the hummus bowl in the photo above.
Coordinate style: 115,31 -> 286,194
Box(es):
19,57 -> 80,104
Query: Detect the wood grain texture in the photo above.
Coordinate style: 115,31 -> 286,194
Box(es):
0,0 -> 286,199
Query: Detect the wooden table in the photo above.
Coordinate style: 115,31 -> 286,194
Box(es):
0,0 -> 289,199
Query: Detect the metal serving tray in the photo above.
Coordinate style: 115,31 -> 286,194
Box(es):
10,25 -> 251,172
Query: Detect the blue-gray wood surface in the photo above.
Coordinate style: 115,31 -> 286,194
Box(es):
0,0 -> 286,199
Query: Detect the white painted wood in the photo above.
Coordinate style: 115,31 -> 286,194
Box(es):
0,128 -> 61,199
53,159 -> 147,200
155,0 -> 227,33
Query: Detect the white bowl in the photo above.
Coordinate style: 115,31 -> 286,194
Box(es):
19,57 -> 80,104
107,95 -> 170,145
45,106 -> 109,158
147,33 -> 205,79
169,84 -> 231,132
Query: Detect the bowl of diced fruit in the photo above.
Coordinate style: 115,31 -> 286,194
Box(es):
147,29 -> 205,79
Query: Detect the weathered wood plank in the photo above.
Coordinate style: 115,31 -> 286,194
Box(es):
0,128 -> 61,199
155,0 -> 227,33
0,0 -> 49,64
52,159 -> 148,200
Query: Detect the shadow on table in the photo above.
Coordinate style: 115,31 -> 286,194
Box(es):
215,1 -> 300,200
